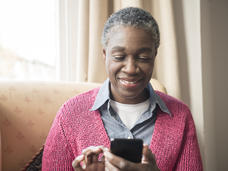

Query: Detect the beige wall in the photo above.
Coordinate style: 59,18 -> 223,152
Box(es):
201,0 -> 228,170
172,0 -> 228,170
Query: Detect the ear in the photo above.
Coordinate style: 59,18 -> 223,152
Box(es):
102,49 -> 106,61
154,49 -> 158,57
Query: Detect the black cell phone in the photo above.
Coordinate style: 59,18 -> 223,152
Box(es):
110,138 -> 143,163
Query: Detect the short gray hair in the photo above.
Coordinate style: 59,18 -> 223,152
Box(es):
101,7 -> 160,49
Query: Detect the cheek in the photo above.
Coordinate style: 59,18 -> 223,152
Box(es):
105,59 -> 112,73
107,62 -> 122,74
139,63 -> 154,74
106,62 -> 117,79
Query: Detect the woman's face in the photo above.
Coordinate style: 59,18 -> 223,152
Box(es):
103,26 -> 157,104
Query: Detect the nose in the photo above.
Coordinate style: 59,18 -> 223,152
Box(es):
122,57 -> 138,75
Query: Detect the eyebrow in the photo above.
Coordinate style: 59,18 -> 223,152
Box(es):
111,46 -> 153,53
136,47 -> 153,54
111,46 -> 125,52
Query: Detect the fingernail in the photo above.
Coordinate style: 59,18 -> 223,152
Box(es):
82,163 -> 86,169
119,161 -> 125,168
103,147 -> 109,152
143,144 -> 149,148
104,151 -> 111,158
76,154 -> 84,160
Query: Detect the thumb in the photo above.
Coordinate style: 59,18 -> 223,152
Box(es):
141,145 -> 156,165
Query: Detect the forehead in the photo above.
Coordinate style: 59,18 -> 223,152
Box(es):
107,26 -> 154,49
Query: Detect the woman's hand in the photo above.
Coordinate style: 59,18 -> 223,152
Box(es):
72,146 -> 105,171
104,145 -> 160,171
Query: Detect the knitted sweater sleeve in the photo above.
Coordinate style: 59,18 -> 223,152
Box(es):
175,109 -> 203,171
42,107 -> 74,171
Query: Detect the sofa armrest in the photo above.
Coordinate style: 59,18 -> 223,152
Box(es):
0,81 -> 100,171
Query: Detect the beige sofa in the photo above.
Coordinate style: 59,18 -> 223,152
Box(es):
0,79 -> 166,171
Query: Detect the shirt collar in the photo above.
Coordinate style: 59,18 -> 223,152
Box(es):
147,83 -> 171,115
90,79 -> 171,115
90,79 -> 110,111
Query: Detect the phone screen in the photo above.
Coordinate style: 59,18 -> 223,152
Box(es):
110,138 -> 143,163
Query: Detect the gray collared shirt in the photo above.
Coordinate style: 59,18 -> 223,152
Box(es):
91,79 -> 171,145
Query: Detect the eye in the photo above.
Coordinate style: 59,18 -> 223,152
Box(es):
112,54 -> 125,61
137,55 -> 152,61
139,55 -> 149,59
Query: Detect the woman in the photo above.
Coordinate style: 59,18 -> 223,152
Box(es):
42,7 -> 202,171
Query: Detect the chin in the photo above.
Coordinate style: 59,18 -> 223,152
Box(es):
120,91 -> 143,101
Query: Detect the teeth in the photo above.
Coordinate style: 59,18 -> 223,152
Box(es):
120,80 -> 137,84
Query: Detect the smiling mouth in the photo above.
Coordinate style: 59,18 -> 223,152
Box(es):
119,79 -> 141,88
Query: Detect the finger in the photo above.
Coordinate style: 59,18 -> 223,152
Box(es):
72,155 -> 84,171
100,154 -> 105,162
142,144 -> 155,164
100,147 -> 109,162
142,145 -> 160,170
86,154 -> 93,166
105,160 -> 119,171
104,151 -> 137,170
86,153 -> 99,166
82,146 -> 104,166
81,160 -> 86,170
92,154 -> 99,163
102,147 -> 110,152
82,146 -> 104,155
86,162 -> 105,171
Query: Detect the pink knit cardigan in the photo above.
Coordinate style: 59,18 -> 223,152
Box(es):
42,88 -> 203,171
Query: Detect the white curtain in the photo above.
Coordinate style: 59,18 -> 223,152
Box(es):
57,0 -> 107,83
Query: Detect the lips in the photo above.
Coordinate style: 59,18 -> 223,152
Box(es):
119,78 -> 142,88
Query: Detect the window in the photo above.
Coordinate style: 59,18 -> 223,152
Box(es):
0,0 -> 58,81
